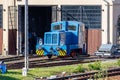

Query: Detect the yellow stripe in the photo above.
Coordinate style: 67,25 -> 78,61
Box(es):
40,50 -> 44,55
63,50 -> 66,56
38,51 -> 40,55
36,50 -> 38,53
60,50 -> 63,56
62,50 -> 66,56
62,52 -> 64,56
36,50 -> 39,55
41,50 -> 44,54
61,50 -> 63,56
58,50 -> 67,56
60,51 -> 62,56
62,50 -> 64,56
59,50 -> 61,56
36,50 -> 44,56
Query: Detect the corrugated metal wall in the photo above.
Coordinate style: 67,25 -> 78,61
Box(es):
8,29 -> 17,55
87,29 -> 101,55
0,28 -> 2,54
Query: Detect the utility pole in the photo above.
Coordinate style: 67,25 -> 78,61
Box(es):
22,0 -> 29,76
103,0 -> 110,44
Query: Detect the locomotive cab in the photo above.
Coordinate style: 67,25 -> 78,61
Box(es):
36,21 -> 86,58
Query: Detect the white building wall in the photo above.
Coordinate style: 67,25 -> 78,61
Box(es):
101,4 -> 108,44
3,0 -> 10,55
101,0 -> 113,44
17,0 -> 102,5
2,0 -> 15,55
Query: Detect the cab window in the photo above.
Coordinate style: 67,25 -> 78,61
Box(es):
53,24 -> 62,30
68,25 -> 76,31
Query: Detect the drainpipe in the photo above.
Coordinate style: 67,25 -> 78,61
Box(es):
103,0 -> 110,44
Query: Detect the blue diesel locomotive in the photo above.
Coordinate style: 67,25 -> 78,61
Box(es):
36,21 -> 86,58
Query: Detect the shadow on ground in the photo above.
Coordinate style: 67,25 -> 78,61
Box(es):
0,75 -> 20,80
0,71 -> 21,80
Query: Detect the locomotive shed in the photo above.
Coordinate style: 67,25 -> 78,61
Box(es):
17,5 -> 102,56
17,6 -> 53,54
1,2 -> 104,56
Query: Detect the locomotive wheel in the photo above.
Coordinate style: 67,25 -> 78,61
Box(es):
70,50 -> 76,58
70,50 -> 80,59
47,54 -> 52,59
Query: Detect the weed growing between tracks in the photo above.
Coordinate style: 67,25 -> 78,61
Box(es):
73,60 -> 120,80
72,61 -> 102,73
117,59 -> 120,66
73,64 -> 85,73
92,69 -> 108,80
88,61 -> 102,70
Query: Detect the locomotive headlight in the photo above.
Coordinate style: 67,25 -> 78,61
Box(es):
39,38 -> 43,45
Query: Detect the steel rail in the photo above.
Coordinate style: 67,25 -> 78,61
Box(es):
37,68 -> 120,80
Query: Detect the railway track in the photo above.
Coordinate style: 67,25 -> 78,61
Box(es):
0,55 -> 117,69
1,55 -> 99,69
0,55 -> 40,62
7,57 -> 99,69
35,68 -> 120,80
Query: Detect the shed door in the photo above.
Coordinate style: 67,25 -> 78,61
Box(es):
8,6 -> 17,55
87,29 -> 101,55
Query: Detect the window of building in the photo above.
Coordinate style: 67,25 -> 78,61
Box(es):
61,5 -> 102,29
0,6 -> 2,28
